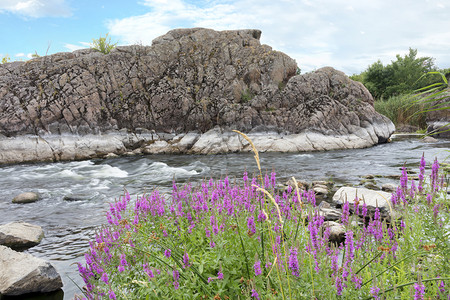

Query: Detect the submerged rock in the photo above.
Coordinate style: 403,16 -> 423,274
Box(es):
0,28 -> 394,164
12,192 -> 39,204
0,245 -> 62,296
0,222 -> 44,250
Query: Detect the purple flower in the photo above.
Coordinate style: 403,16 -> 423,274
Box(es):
414,282 -> 425,300
431,158 -> 440,192
352,275 -> 362,289
210,241 -> 216,248
173,269 -> 180,290
335,276 -> 343,295
343,231 -> 354,281
120,254 -> 128,266
288,247 -> 300,277
143,264 -> 154,280
433,204 -> 441,221
247,216 -> 256,234
118,265 -> 125,273
164,249 -> 171,258
418,154 -> 426,193
254,260 -> 262,276
370,285 -> 380,300
400,166 -> 408,191
257,210 -> 266,222
109,290 -> 116,300
183,252 -> 190,268
217,271 -> 224,280
342,201 -> 350,225
438,280 -> 445,293
271,171 -> 276,187
251,289 -> 260,300
426,193 -> 433,206
100,272 -> 109,284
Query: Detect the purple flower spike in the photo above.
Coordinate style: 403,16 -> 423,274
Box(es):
370,285 -> 380,300
254,260 -> 262,276
251,289 -> 260,300
341,201 -> 350,226
414,282 -> 425,300
183,251 -> 190,268
109,290 -> 116,300
288,247 -> 300,277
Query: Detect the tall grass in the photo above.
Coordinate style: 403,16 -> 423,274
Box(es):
374,94 -> 427,129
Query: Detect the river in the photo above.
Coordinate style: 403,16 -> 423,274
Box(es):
0,136 -> 448,299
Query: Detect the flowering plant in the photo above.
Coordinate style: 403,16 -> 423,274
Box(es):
77,133 -> 449,299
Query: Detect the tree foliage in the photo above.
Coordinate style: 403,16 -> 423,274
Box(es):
351,48 -> 439,99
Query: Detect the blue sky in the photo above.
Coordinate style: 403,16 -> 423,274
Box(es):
1,0 -> 449,75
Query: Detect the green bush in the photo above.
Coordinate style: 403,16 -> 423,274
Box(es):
91,33 -> 117,54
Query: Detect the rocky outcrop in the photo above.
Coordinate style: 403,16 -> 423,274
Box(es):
0,245 -> 62,296
0,28 -> 394,164
0,222 -> 44,250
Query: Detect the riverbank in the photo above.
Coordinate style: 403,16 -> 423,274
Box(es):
0,121 -> 394,165
0,138 -> 448,299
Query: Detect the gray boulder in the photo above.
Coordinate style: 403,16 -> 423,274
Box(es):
0,222 -> 44,249
332,187 -> 395,220
12,192 -> 39,204
0,245 -> 62,296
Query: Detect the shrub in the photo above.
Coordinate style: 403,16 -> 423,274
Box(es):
91,33 -> 118,54
1,54 -> 10,64
77,133 -> 449,299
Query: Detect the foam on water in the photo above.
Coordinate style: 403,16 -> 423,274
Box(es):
88,165 -> 128,178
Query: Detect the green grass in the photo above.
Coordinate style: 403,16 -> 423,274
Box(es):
374,94 -> 427,129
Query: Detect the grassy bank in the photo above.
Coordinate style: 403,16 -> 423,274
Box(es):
374,94 -> 427,130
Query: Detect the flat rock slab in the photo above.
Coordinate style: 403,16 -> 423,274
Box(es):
332,187 -> 394,219
0,222 -> 44,249
12,192 -> 39,204
0,245 -> 62,296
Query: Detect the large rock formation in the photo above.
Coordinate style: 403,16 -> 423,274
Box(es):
0,28 -> 394,164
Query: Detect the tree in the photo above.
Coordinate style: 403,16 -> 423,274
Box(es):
353,48 -> 437,99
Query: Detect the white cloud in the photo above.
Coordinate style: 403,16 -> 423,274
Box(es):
0,0 -> 72,18
15,52 -> 25,57
106,0 -> 450,74
64,42 -> 90,52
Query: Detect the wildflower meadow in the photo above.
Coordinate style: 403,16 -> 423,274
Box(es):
76,132 -> 449,299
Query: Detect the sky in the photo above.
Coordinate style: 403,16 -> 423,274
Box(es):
1,0 -> 449,75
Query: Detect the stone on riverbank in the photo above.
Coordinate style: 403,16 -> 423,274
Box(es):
12,192 -> 39,204
0,245 -> 62,296
0,222 -> 44,250
332,187 -> 394,220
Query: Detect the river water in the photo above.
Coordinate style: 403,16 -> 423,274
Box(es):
0,137 -> 448,299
